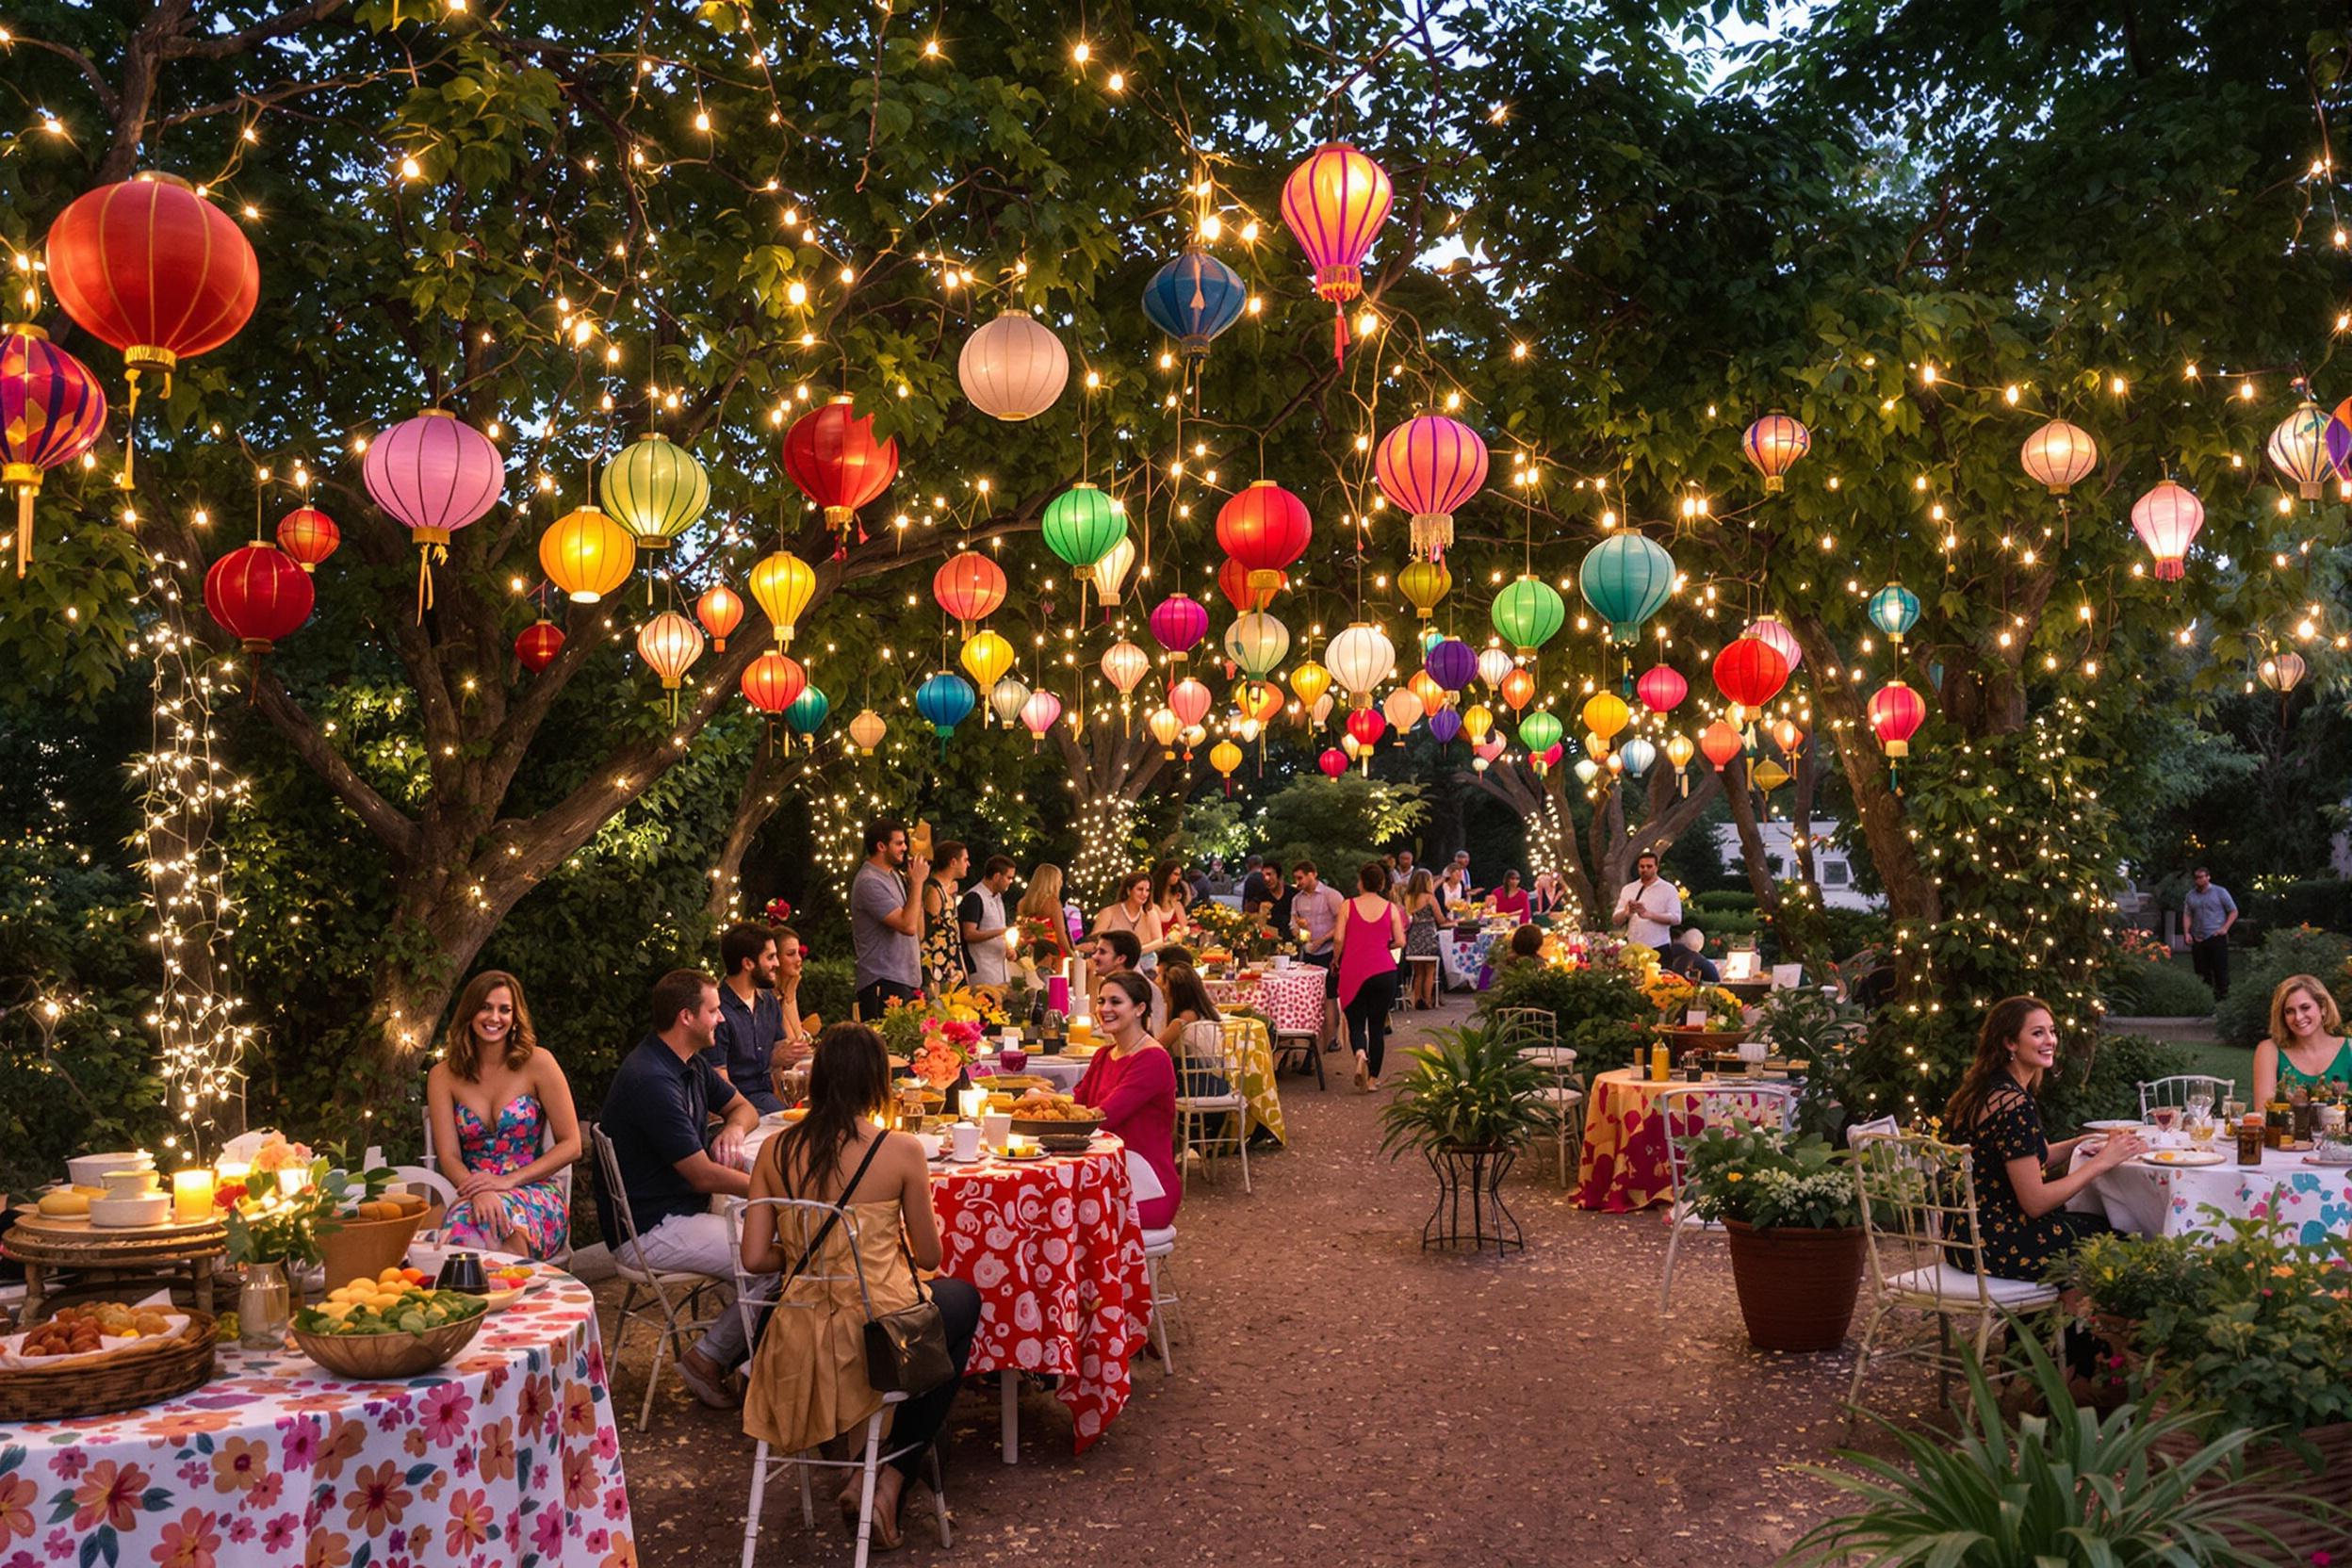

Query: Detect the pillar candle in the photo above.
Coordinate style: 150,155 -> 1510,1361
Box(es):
172,1168 -> 216,1222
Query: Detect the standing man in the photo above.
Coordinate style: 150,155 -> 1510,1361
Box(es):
710,922 -> 792,1114
1391,849 -> 1416,891
2183,866 -> 2239,1000
852,819 -> 928,1019
1612,851 -> 1682,954
959,855 -> 1019,988
1288,861 -> 1348,1051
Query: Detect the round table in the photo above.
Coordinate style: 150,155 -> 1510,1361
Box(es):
2068,1146 -> 2352,1245
1573,1069 -> 1797,1213
1207,968 -> 1324,1036
0,1272 -> 630,1568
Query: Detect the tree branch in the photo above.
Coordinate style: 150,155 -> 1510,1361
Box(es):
253,671 -> 423,860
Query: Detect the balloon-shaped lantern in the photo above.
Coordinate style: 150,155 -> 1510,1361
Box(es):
599,433 -> 709,552
1147,705 -> 1184,756
1461,703 -> 1494,745
1318,746 -> 1349,778
1499,667 -> 1537,712
1713,635 -> 1791,715
1741,413 -> 1810,493
1375,413 -> 1488,559
1089,534 -> 1137,611
958,629 -> 1016,694
275,506 -> 339,572
1867,582 -> 1920,645
784,685 -> 831,748
1426,638 -> 1477,693
1217,555 -> 1283,612
1289,659 -> 1331,713
514,618 -> 564,673
2268,400 -> 2332,500
1209,739 -> 1246,794
1517,710 -> 1563,755
1581,691 -> 1630,743
1039,482 -> 1127,575
988,674 -> 1032,728
957,309 -> 1069,422
204,543 -> 313,655
1149,593 -> 1211,660
1698,720 -> 1744,773
1141,247 -> 1247,368
2330,397 -> 2352,482
1618,735 -> 1658,776
1102,640 -> 1152,696
538,503 -> 635,604
742,651 -> 808,716
1397,557 -> 1451,621
696,582 -> 744,651
1743,615 -> 1802,674
1223,611 -> 1292,680
0,324 -> 107,576
1636,664 -> 1688,714
1216,481 -> 1312,596
916,671 -> 977,744
1280,143 -> 1393,363
363,409 -> 504,617
1346,708 -> 1387,751
847,708 -> 889,755
1491,573 -> 1566,655
2260,651 -> 2309,694
1381,687 -> 1423,740
782,396 -> 898,550
1868,679 -> 1927,788
635,610 -> 705,710
1167,676 -> 1214,730
2019,419 -> 2098,495
1327,622 -> 1396,709
1476,647 -> 1517,689
749,550 -> 818,646
2130,481 -> 2204,580
1020,688 -> 1064,745
1579,532 -> 1675,645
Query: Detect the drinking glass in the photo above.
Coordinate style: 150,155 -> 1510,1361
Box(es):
2185,1089 -> 2213,1122
2187,1114 -> 2216,1150
2150,1104 -> 2180,1135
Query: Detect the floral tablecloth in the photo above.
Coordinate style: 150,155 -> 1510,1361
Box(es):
0,1273 -> 629,1568
2068,1147 -> 2352,1245
1439,926 -> 1509,989
1208,969 -> 1324,1037
1573,1069 -> 1791,1214
932,1137 -> 1150,1452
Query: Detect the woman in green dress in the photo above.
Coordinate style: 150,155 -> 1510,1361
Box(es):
2251,974 -> 2352,1107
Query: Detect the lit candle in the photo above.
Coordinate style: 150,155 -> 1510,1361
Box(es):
172,1168 -> 216,1222
958,1086 -> 988,1121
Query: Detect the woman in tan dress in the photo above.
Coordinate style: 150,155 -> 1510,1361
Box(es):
739,1023 -> 980,1547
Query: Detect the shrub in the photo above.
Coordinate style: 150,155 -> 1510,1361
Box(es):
2214,925 -> 2352,1049
1691,890 -> 1758,914
1683,1125 -> 1860,1230
2067,1232 -> 2208,1319
2255,876 -> 2352,935
799,957 -> 856,1027
2041,1032 -> 2191,1133
2102,956 -> 2216,1019
1478,960 -> 1651,1078
2131,1218 -> 2352,1440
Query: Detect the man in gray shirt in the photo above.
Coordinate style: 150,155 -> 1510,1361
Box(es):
2182,865 -> 2238,1000
852,819 -> 928,1017
1288,861 -> 1348,1051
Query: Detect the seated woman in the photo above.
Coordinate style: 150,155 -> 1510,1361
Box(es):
1073,972 -> 1180,1230
1153,961 -> 1229,1098
426,970 -> 581,1260
1943,995 -> 2144,1282
1528,869 -> 1566,920
1489,870 -> 1531,921
2252,973 -> 2352,1106
740,1024 -> 981,1550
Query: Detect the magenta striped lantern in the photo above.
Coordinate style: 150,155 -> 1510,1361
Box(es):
1375,413 -> 1488,560
1281,143 -> 1393,364
1149,593 -> 1210,659
1741,413 -> 1810,493
363,408 -> 504,616
0,324 -> 107,578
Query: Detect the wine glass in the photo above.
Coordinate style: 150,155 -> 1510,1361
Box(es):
2185,1087 -> 2213,1123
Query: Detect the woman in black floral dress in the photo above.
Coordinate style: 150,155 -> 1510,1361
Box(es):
1943,996 -> 2146,1281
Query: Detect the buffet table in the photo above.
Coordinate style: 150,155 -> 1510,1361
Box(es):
1207,968 -> 1325,1037
0,1271 -> 629,1568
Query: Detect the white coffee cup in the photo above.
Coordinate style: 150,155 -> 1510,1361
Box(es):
1271,955 -> 1291,972
951,1122 -> 982,1162
983,1112 -> 1013,1151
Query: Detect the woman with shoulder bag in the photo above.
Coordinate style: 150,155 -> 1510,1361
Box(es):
740,1023 -> 980,1548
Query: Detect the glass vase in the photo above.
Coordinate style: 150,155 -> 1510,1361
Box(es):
237,1260 -> 291,1349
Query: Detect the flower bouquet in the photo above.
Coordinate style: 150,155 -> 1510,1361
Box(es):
875,992 -> 992,1088
221,1146 -> 397,1269
1189,900 -> 1287,963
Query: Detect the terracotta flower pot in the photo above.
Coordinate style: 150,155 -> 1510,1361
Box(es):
1722,1219 -> 1865,1352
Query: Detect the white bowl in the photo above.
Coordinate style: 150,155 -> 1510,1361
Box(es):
67,1152 -> 154,1188
89,1193 -> 172,1228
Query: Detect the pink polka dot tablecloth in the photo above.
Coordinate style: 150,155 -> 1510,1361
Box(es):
932,1137 -> 1151,1452
0,1274 -> 630,1568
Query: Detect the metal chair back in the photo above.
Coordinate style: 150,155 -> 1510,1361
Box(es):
2136,1073 -> 2234,1121
588,1124 -> 663,1280
1492,1006 -> 1557,1050
1657,1082 -> 1797,1214
1851,1132 -> 1997,1311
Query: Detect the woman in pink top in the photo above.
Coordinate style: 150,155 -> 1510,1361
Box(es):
1073,972 -> 1180,1230
1332,860 -> 1408,1092
1490,870 -> 1531,920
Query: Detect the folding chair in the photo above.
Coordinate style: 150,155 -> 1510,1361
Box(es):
587,1125 -> 735,1431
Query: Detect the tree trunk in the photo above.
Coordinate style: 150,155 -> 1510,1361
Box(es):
1462,760 -> 1596,919
705,741 -> 810,924
1788,745 -> 1821,889
1596,763 -> 1723,896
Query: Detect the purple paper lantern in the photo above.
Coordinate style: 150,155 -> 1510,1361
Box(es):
1425,637 -> 1478,692
1148,593 -> 1210,657
1428,707 -> 1463,743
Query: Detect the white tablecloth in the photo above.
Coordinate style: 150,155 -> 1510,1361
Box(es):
2068,1146 -> 2352,1245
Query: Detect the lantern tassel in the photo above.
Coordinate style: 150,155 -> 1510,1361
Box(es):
1332,306 -> 1347,367
117,369 -> 140,490
415,543 -> 445,622
13,485 -> 31,580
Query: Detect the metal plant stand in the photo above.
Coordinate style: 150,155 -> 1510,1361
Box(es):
1420,1144 -> 1524,1255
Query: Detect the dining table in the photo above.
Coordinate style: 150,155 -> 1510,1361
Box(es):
1206,967 -> 1325,1039
2067,1142 -> 2352,1245
1573,1068 -> 1798,1213
0,1266 -> 630,1568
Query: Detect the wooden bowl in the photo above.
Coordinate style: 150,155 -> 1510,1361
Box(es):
1010,1110 -> 1104,1141
292,1303 -> 488,1379
317,1208 -> 430,1289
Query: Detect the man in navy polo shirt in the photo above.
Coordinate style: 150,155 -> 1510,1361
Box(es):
599,969 -> 766,1408
710,922 -> 791,1114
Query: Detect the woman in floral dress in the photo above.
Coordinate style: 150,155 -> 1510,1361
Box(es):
426,971 -> 581,1259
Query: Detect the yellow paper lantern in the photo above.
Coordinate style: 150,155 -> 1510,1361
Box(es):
1289,659 -> 1331,711
1147,705 -> 1182,756
1461,703 -> 1494,744
1750,760 -> 1791,792
959,629 -> 1016,692
1580,690 -> 1630,743
1396,557 -> 1451,620
538,503 -> 635,604
749,549 -> 818,647
1665,733 -> 1696,771
1210,739 -> 1244,779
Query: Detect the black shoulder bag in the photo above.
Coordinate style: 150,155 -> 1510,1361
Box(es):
776,1135 -> 955,1396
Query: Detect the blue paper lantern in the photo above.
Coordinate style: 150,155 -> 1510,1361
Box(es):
1577,532 -> 1676,645
1428,707 -> 1463,743
784,683 -> 830,739
915,672 -> 976,741
1425,637 -> 1478,692
1141,245 -> 1246,363
1618,735 -> 1657,776
1867,582 -> 1921,644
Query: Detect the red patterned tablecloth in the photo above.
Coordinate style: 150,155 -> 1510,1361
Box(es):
933,1137 -> 1151,1452
1574,1069 -> 1791,1214
1208,968 -> 1325,1035
0,1273 -> 629,1568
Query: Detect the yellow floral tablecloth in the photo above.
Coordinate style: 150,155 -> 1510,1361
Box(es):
1226,1016 -> 1286,1147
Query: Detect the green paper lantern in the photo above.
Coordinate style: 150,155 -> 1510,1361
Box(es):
1039,482 -> 1127,570
784,684 -> 830,739
599,433 -> 710,549
1222,611 -> 1291,679
1577,532 -> 1674,645
1517,709 -> 1563,754
1490,574 -> 1566,654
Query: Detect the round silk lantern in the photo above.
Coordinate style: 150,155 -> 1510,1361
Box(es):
1664,732 -> 1696,775
1426,638 -> 1477,693
916,672 -> 976,741
275,506 -> 339,572
1407,669 -> 1446,713
1477,647 -> 1517,689
1347,707 -> 1387,749
1327,622 -> 1396,708
1141,246 -> 1247,365
847,708 -> 888,755
1429,707 -> 1463,744
1149,593 -> 1211,658
1223,611 -> 1292,680
635,610 -> 705,692
1289,660 -> 1331,712
784,684 -> 831,746
1491,574 -> 1565,654
1741,413 -> 1810,493
1713,635 -> 1790,713
363,408 -> 504,615
1517,710 -> 1562,755
1216,480 -> 1312,574
1040,482 -> 1127,571
204,543 -> 313,654
988,675 -> 1032,728
959,629 -> 1016,694
1499,668 -> 1537,711
958,309 -> 1069,421
696,582 -> 745,650
1281,143 -> 1393,363
782,396 -> 898,548
0,324 -> 107,576
743,651 -> 807,715
2130,481 -> 2204,580
749,550 -> 818,647
1636,664 -> 1687,714
1209,739 -> 1245,794
2019,418 -> 2098,495
1148,705 -> 1184,755
1869,680 -> 1927,788
1618,735 -> 1658,776
1089,535 -> 1137,610
2260,651 -> 2308,693
1375,413 -> 1488,559
1381,687 -> 1423,739
1167,677 -> 1214,729
1581,691 -> 1630,743
1461,704 -> 1494,745
2268,400 -> 2332,500
1318,747 -> 1349,778
1020,688 -> 1064,743
539,504 -> 634,605
1397,558 -> 1452,621
514,618 -> 564,673
1743,614 -> 1803,675
1102,640 -> 1152,695
1867,582 -> 1920,645
1698,720 -> 1744,772
1217,555 -> 1283,612
1578,532 -> 1675,645
600,433 -> 709,550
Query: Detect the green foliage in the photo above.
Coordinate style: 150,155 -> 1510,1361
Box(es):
1378,1024 -> 1549,1156
2128,1220 -> 2352,1445
1253,775 -> 1429,887
1683,1126 -> 1861,1231
1176,797 -> 1255,870
2100,956 -> 2216,1019
1784,1332 -> 2301,1568
2215,926 -> 2352,1049
1478,959 -> 1653,1079
1752,988 -> 1868,1138
2066,1232 -> 2210,1321
2252,877 -> 2352,935
798,959 -> 856,1032
2041,1033 -> 2192,1134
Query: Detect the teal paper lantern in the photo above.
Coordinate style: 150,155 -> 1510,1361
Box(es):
1577,532 -> 1675,645
1517,709 -> 1563,754
1867,582 -> 1920,644
1490,574 -> 1566,654
1039,482 -> 1127,570
915,672 -> 975,743
784,683 -> 830,741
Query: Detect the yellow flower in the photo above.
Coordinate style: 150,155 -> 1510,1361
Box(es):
1725,1171 -> 1744,1182
2271,1265 -> 2296,1279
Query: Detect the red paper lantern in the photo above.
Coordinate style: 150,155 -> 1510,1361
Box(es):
782,396 -> 897,550
44,174 -> 259,390
1217,557 -> 1285,612
274,506 -> 339,572
1635,664 -> 1687,714
1216,481 -> 1312,574
1698,720 -> 1744,772
742,650 -> 808,714
203,543 -> 313,654
514,618 -> 564,673
1868,680 -> 1927,758
1346,708 -> 1386,748
1712,636 -> 1790,711
1167,676 -> 1214,729
932,551 -> 1006,632
0,323 -> 107,577
1317,746 -> 1349,778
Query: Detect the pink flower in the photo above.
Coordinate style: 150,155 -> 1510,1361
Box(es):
150,1510 -> 221,1568
263,1516 -> 299,1552
343,1460 -> 413,1537
531,1508 -> 564,1558
419,1383 -> 474,1445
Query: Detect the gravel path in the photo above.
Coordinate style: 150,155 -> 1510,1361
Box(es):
610,997 -> 1934,1567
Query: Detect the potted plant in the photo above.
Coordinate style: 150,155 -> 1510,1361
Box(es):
1379,1025 -> 1548,1253
1682,1123 -> 1864,1351
2066,1231 -> 2206,1361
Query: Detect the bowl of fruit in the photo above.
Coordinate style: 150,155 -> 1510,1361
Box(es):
291,1267 -> 491,1378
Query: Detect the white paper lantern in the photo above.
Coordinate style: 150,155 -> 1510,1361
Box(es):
1326,621 -> 1396,708
2130,480 -> 2204,580
1020,688 -> 1064,739
988,675 -> 1031,727
957,309 -> 1069,421
1088,534 -> 1136,605
2020,418 -> 2098,495
1102,640 -> 1152,694
1477,646 -> 1516,688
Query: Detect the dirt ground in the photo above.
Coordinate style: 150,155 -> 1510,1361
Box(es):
610,996 -> 1937,1568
